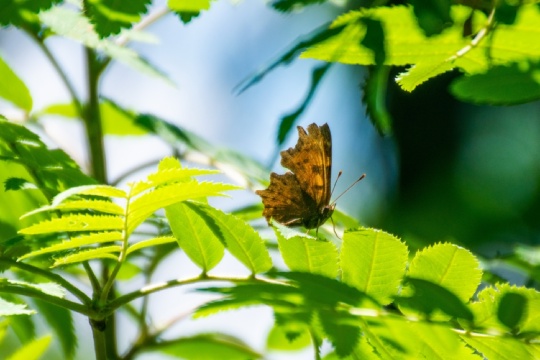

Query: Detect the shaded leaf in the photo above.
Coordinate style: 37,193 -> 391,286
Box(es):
270,0 -> 327,13
4,178 -> 37,191
318,310 -> 360,358
32,299 -> 76,358
266,323 -> 311,351
497,292 -> 527,331
410,0 -> 453,36
154,333 -> 262,360
0,0 -> 61,30
395,277 -> 474,321
450,62 -> 540,105
86,0 -> 151,38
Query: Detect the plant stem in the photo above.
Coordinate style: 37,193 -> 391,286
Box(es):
90,319 -> 108,360
83,47 -> 107,183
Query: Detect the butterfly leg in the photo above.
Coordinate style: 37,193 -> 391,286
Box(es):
330,217 -> 341,239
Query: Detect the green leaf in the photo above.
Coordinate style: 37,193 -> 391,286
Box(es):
165,202 -> 224,272
497,292 -> 527,331
9,315 -> 36,343
0,56 -> 32,111
6,335 -> 51,360
405,243 -> 481,303
52,245 -> 120,267
0,298 -> 35,316
365,317 -> 481,360
410,0 -> 453,36
131,167 -> 219,197
303,5 -> 540,91
0,120 -> 96,198
266,323 -> 311,351
32,300 -> 76,358
0,0 -> 61,29
362,66 -> 393,135
22,199 -> 124,219
340,228 -> 408,305
270,0 -> 327,13
318,310 -> 360,358
19,214 -> 124,235
127,181 -> 238,234
450,62 -> 540,105
194,203 -> 273,274
168,0 -> 215,24
4,177 -> 37,191
274,223 -> 338,278
324,336 -> 380,360
40,7 -> 172,84
469,284 -> 540,334
460,335 -> 539,360
156,333 -> 262,360
100,99 -> 148,136
395,277 -> 474,321
85,0 -> 151,38
39,102 -> 79,118
51,185 -> 127,205
126,236 -> 177,255
275,271 -> 376,308
18,231 -> 123,261
2,279 -> 66,298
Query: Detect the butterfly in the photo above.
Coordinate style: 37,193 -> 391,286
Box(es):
256,123 -> 364,235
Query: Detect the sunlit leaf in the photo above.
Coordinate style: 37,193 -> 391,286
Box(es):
266,323 -> 311,351
18,231 -> 123,261
340,228 -> 408,305
0,298 -> 35,316
19,214 -> 124,235
165,202 -> 224,272
6,335 -> 51,360
126,236 -> 177,255
274,223 -> 338,278
0,56 -> 32,111
194,203 -> 272,274
52,246 -> 120,267
168,0 -> 215,24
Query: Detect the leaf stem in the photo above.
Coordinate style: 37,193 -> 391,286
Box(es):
26,31 -> 85,119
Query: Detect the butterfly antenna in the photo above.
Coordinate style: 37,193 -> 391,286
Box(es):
330,171 -> 343,198
331,174 -> 366,205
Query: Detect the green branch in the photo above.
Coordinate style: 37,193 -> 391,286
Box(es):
0,283 -> 95,317
0,258 -> 92,305
106,275 -> 263,314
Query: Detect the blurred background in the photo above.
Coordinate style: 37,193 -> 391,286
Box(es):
1,0 -> 540,359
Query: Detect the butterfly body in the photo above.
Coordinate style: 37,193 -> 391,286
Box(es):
256,123 -> 334,232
